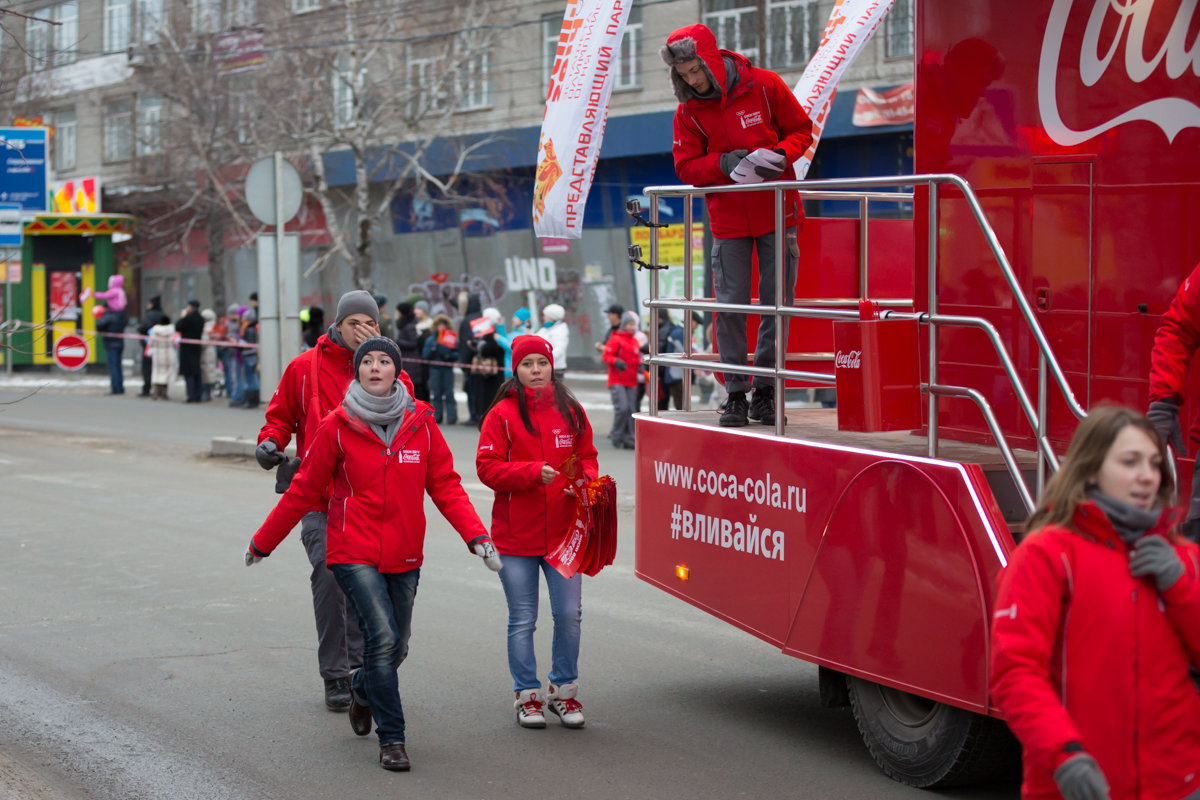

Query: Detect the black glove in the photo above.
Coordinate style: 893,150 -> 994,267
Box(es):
1147,399 -> 1186,456
275,457 -> 301,494
1053,753 -> 1110,800
614,359 -> 628,371
1130,534 -> 1185,591
255,440 -> 286,470
718,149 -> 750,178
245,541 -> 266,567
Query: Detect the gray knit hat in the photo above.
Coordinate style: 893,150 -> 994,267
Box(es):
336,290 -> 380,325
354,336 -> 403,375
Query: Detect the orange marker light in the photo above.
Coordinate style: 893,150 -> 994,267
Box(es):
675,565 -> 689,581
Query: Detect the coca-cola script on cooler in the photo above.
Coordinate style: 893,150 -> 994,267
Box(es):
834,350 -> 863,370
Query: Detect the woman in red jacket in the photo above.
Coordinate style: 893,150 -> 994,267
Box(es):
476,335 -> 599,729
990,405 -> 1200,800
246,337 -> 501,772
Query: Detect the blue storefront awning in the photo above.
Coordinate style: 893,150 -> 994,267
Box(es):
322,85 -> 912,187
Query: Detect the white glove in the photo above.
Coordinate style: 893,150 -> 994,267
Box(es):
729,155 -> 765,184
745,148 -> 787,179
472,539 -> 503,571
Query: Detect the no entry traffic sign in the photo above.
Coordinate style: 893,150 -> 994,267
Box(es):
54,334 -> 89,370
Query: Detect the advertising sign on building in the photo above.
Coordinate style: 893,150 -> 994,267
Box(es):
51,177 -> 101,214
0,126 -> 49,212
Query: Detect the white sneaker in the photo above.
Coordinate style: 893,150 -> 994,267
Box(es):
515,688 -> 546,728
547,683 -> 585,728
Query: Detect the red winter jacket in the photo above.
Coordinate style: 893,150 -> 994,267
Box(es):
602,329 -> 641,387
990,502 -> 1200,800
667,23 -> 814,239
1150,263 -> 1200,407
476,386 -> 599,557
258,333 -> 414,499
252,402 -> 486,572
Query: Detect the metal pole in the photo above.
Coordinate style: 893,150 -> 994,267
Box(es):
774,187 -> 785,435
274,152 -> 287,382
648,198 -> 660,418
927,182 -> 939,458
682,196 -> 694,411
4,248 -> 12,374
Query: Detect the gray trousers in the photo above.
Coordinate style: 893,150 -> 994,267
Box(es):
712,228 -> 799,394
300,511 -> 364,680
609,385 -> 637,446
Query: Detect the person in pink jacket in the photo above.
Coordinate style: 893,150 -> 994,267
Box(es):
476,335 -> 599,729
990,405 -> 1200,800
246,336 -> 501,772
661,23 -> 813,428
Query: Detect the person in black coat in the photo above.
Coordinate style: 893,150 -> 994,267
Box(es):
394,301 -> 427,401
137,296 -> 166,396
175,299 -> 206,403
457,292 -> 483,424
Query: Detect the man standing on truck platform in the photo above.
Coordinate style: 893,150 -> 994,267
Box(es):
660,23 -> 814,427
1147,261 -> 1200,541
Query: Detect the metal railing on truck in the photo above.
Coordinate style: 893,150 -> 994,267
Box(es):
635,174 -> 1088,515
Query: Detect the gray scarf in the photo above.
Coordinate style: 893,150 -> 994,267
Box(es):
327,323 -> 349,350
1088,490 -> 1160,546
344,379 -> 414,446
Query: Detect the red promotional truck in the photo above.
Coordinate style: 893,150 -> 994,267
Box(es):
634,0 -> 1200,788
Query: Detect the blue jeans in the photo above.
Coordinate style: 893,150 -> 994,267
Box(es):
428,366 -> 457,423
330,565 -> 419,746
104,342 -> 124,393
497,555 -> 582,692
241,353 -> 259,395
219,349 -> 240,402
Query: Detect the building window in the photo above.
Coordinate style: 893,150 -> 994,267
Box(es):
193,0 -> 220,34
332,55 -> 363,128
613,4 -> 642,91
292,0 -> 319,12
767,0 -> 821,71
228,0 -> 256,27
542,12 -> 562,96
53,107 -> 77,171
103,98 -> 133,162
26,16 -> 51,70
884,0 -> 913,59
457,51 -> 490,111
136,94 -> 163,155
53,2 -> 78,66
136,0 -> 163,43
104,0 -> 130,54
703,0 -> 758,62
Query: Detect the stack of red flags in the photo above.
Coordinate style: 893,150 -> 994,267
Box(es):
546,461 -> 618,578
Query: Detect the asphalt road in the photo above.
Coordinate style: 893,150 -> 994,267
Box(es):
0,378 -> 1019,799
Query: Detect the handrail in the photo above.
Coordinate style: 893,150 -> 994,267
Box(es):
642,173 -> 1088,508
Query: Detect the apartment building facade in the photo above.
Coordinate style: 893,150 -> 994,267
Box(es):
1,0 -> 914,365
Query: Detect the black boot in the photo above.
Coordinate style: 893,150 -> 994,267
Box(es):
719,391 -> 749,427
244,390 -> 260,408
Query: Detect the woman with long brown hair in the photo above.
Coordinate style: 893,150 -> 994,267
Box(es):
991,405 -> 1200,800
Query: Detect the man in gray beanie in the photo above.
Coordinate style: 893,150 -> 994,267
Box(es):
661,22 -> 813,428
254,288 -> 407,714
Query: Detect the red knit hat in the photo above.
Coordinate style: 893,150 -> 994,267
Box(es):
511,334 -> 553,370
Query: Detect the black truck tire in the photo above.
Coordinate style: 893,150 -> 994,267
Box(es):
846,675 -> 1020,788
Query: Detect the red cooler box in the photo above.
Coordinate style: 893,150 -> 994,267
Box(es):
832,318 -> 922,432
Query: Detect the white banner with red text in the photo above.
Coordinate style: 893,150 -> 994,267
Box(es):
792,0 -> 896,179
533,0 -> 633,240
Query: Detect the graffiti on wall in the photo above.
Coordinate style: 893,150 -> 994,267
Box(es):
406,273 -> 509,318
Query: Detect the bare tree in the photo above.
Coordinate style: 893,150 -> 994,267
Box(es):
126,0 -> 501,292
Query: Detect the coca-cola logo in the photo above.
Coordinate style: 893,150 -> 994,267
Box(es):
834,349 -> 862,369
1038,0 -> 1200,145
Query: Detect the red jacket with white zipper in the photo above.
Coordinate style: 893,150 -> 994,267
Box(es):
667,23 -> 814,239
990,501 -> 1200,800
258,332 -> 414,496
252,401 -> 486,571
476,386 -> 599,557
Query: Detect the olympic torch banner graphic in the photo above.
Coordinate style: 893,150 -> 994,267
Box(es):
792,0 -> 895,179
533,0 -> 633,239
